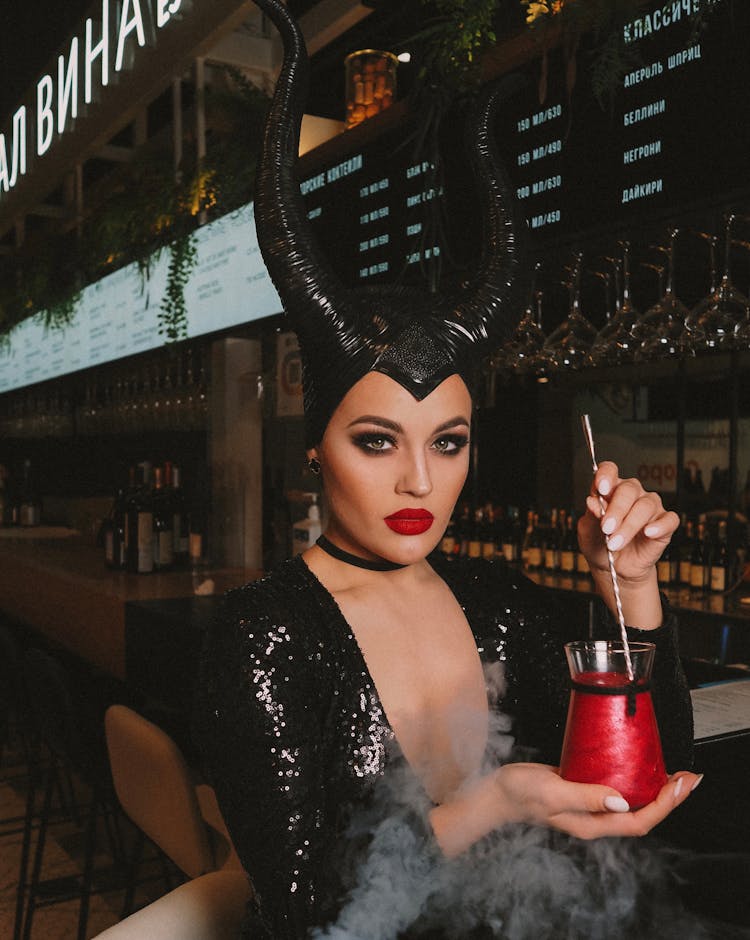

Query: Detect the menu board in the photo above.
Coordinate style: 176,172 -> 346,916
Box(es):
299,150 -> 444,287
2,0 -> 748,393
298,0 -> 750,286
498,0 -> 750,238
0,202 -> 281,394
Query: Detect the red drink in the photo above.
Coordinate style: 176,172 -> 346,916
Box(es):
559,643 -> 667,810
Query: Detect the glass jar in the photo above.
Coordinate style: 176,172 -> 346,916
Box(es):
559,640 -> 667,809
344,49 -> 398,130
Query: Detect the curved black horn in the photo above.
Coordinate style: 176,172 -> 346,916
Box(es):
252,0 -> 350,344
436,77 -> 528,354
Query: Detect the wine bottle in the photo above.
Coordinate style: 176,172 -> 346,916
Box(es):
502,506 -> 521,564
689,520 -> 708,592
656,541 -> 675,586
126,463 -> 154,574
457,503 -> 471,557
104,487 -> 127,570
18,458 -> 41,527
520,509 -> 534,567
526,512 -> 543,570
544,509 -> 560,572
440,515 -> 457,557
152,466 -> 174,571
560,511 -> 577,573
468,507 -> 483,559
481,504 -> 496,559
679,519 -> 694,587
710,520 -> 730,593
189,500 -> 207,568
169,464 -> 190,566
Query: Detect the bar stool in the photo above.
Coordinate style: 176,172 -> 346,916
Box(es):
90,870 -> 252,940
104,704 -> 241,917
20,647 -> 120,940
0,619 -> 35,772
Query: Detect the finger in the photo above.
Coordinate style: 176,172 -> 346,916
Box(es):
643,509 -> 680,542
541,775 -> 633,816
601,492 -> 662,552
549,772 -> 701,840
592,461 -> 620,499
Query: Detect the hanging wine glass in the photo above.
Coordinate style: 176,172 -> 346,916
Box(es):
498,261 -> 547,377
634,227 -> 691,362
589,268 -> 615,367
592,241 -> 641,367
685,215 -> 750,351
541,252 -> 597,373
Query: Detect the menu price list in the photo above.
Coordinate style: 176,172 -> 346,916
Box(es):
0,201 -> 281,394
495,0 -> 750,241
300,144 -> 447,289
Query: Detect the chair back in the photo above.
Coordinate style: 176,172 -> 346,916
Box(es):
105,704 -> 214,879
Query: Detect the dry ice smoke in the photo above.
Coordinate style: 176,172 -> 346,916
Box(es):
311,663 -> 746,940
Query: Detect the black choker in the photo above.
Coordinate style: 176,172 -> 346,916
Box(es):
315,535 -> 406,572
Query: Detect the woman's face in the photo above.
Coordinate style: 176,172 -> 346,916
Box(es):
308,372 -> 472,566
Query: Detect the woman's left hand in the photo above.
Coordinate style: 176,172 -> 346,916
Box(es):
577,460 -> 679,585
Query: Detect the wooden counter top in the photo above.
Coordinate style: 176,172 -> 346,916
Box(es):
0,531 -> 259,681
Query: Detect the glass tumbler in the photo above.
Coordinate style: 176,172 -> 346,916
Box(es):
559,641 -> 667,809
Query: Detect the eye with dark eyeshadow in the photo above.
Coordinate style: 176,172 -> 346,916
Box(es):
351,432 -> 396,454
432,434 -> 470,455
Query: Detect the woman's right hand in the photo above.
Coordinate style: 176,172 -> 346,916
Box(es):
430,763 -> 702,858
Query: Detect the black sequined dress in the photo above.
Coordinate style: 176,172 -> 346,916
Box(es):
196,554 -> 693,939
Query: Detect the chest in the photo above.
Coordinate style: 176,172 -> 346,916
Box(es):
335,584 -> 491,802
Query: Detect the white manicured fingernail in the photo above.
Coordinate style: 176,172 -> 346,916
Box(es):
607,534 -> 624,551
644,525 -> 660,538
602,517 -> 616,535
691,774 -> 704,792
673,777 -> 684,800
604,796 -> 630,813
598,479 -> 611,496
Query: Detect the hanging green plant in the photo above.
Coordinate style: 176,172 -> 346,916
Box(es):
0,76 -> 270,346
159,231 -> 198,342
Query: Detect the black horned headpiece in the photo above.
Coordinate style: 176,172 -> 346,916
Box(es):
253,0 -> 526,446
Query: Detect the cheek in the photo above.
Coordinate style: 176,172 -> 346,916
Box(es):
433,455 -> 470,509
323,455 -> 383,517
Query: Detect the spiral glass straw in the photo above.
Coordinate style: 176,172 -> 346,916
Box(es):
580,414 -> 634,681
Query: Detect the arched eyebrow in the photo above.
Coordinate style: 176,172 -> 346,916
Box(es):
346,415 -> 470,434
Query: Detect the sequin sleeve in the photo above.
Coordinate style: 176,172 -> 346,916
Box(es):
196,575 -> 333,937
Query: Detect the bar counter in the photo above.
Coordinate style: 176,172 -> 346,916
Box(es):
3,530 -> 749,687
0,528 -> 258,681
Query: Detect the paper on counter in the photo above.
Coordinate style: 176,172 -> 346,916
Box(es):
691,679 -> 750,741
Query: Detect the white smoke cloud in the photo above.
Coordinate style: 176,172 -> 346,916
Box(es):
311,663 -> 746,940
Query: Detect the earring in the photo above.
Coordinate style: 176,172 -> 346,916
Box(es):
308,457 -> 321,474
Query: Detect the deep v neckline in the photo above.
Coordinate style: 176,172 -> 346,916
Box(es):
294,553 -> 488,780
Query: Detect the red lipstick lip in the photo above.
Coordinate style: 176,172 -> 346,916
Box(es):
384,509 -> 434,536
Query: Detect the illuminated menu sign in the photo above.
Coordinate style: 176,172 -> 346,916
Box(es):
297,0 -> 750,290
0,201 -> 281,393
300,149 -> 444,286
498,0 -> 750,237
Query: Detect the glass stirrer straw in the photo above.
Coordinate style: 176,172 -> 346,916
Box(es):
580,414 -> 634,682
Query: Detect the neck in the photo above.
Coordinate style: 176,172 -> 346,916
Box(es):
315,534 -> 406,572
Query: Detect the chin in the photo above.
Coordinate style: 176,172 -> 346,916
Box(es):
381,532 -> 442,566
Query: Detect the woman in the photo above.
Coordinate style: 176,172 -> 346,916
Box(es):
197,1 -> 697,936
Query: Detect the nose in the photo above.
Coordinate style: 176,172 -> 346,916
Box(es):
395,447 -> 432,497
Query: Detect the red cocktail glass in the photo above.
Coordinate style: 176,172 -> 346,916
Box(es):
559,640 -> 667,809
